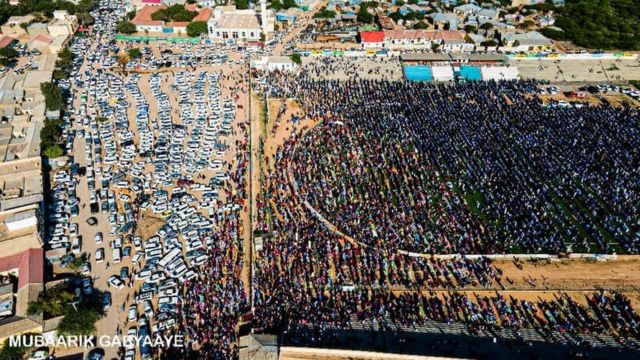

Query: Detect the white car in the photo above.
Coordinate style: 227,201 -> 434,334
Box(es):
95,248 -> 105,263
127,304 -> 137,322
108,275 -> 125,290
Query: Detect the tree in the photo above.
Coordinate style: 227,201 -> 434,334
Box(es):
77,12 -> 94,25
395,0 -> 405,5
480,39 -> 498,47
127,47 -> 142,59
236,0 -> 249,9
57,305 -> 102,336
464,24 -> 477,33
480,22 -> 493,30
357,5 -> 374,23
186,21 -> 208,37
0,46 -> 18,59
282,0 -> 297,9
412,21 -> 428,29
126,10 -> 137,20
0,335 -> 33,360
27,286 -> 75,318
67,257 -> 84,272
314,7 -> 336,19
116,20 -> 136,34
269,0 -> 283,9
44,144 -> 64,158
55,47 -> 73,71
41,82 -> 65,112
290,53 -> 301,64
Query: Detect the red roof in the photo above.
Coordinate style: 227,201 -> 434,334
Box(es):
132,6 -> 165,27
0,249 -> 43,290
0,36 -> 15,49
18,249 -> 43,289
360,31 -> 384,43
193,8 -> 212,22
32,34 -> 54,44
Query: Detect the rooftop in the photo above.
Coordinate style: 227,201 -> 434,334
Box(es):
132,5 -> 165,26
215,13 -> 261,30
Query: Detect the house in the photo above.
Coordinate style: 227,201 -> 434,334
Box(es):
438,30 -> 474,52
502,31 -> 552,52
47,10 -> 78,37
0,15 -> 34,36
360,31 -> 384,48
131,6 -> 164,33
26,23 -> 48,36
0,36 -> 17,50
453,3 -> 481,16
431,12 -> 458,30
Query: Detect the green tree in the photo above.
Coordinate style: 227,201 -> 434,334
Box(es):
186,21 -> 208,37
55,47 -> 73,71
314,7 -> 336,18
44,144 -> 64,158
290,53 -> 301,64
282,0 -> 297,9
116,20 -> 136,34
412,21 -> 428,29
480,22 -> 493,30
126,10 -> 137,20
357,5 -> 374,23
57,305 -> 102,336
127,47 -> 142,59
236,0 -> 249,9
269,0 -> 283,9
41,82 -> 65,112
0,334 -> 34,360
77,12 -> 94,25
395,0 -> 405,5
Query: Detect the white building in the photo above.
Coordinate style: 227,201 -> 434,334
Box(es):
251,56 -> 296,71
207,6 -> 262,43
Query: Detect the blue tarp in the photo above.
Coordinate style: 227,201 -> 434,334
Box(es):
459,65 -> 482,81
404,65 -> 433,81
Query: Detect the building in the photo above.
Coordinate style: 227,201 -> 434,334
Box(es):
131,6 -> 164,33
133,5 -> 213,34
207,6 -> 263,43
502,31 -> 552,52
47,11 -> 78,37
360,31 -> 384,48
251,56 -> 296,71
0,15 -> 34,36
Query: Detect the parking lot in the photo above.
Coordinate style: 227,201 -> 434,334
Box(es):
46,1 -> 252,359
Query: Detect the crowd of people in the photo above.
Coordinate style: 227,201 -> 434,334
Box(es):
268,77 -> 640,255
251,72 -> 640,351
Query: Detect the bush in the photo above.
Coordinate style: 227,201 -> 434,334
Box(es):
116,20 -> 136,34
412,21 -> 428,29
151,4 -> 197,21
186,21 -> 208,37
127,47 -> 142,59
44,144 -> 64,158
314,7 -> 336,18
